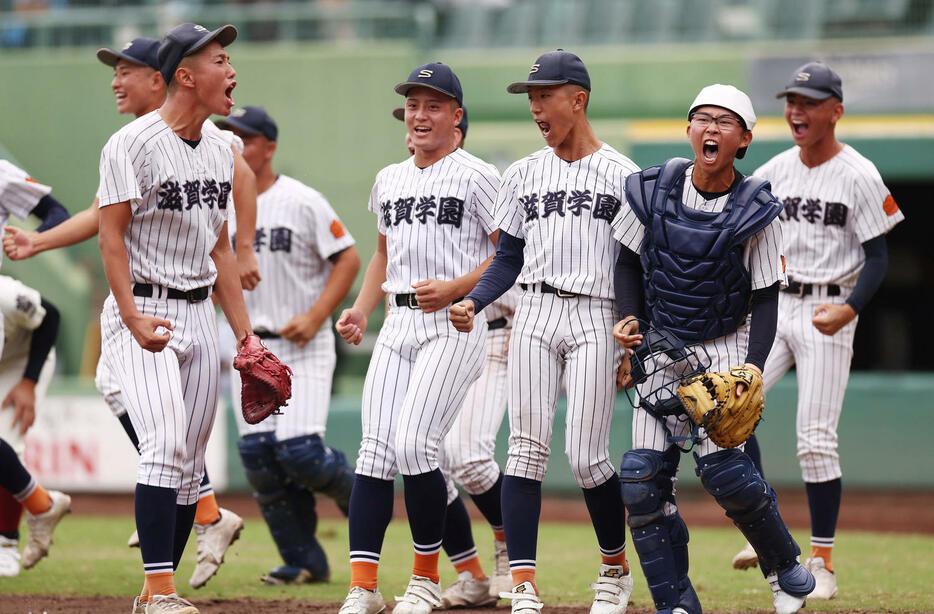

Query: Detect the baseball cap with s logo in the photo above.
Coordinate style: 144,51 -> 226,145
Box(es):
394,62 -> 463,107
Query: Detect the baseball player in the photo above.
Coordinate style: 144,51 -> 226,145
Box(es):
394,103 -> 515,606
335,62 -> 501,614
96,23 -> 254,614
450,49 -> 639,614
214,105 -> 360,585
730,62 -> 904,600
612,84 -> 815,614
2,36 -> 251,590
0,275 -> 61,576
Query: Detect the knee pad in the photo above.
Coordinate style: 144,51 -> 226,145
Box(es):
238,433 -> 285,496
275,434 -> 354,512
696,449 -> 801,575
619,449 -> 678,526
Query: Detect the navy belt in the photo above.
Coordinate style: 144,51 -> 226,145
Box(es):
394,293 -> 465,309
255,330 -> 281,339
783,280 -> 840,298
133,283 -> 211,303
520,282 -> 577,298
487,317 -> 507,330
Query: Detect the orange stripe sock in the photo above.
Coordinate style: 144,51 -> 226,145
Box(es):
453,554 -> 486,580
511,569 -> 537,593
413,552 -> 440,583
493,530 -> 506,542
811,546 -> 834,572
195,493 -> 220,526
350,561 -> 379,591
22,485 -> 51,516
147,571 -> 176,597
139,577 -> 151,603
602,552 -> 630,574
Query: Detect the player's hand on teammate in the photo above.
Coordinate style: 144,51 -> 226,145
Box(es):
237,246 -> 262,291
448,300 -> 476,332
126,313 -> 173,352
616,354 -> 635,390
812,302 -> 856,336
2,226 -> 40,261
335,308 -> 367,345
412,279 -> 458,313
3,379 -> 37,435
612,317 -> 643,354
280,310 -> 325,348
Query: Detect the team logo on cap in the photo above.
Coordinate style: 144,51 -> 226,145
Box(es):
193,24 -> 208,32
529,64 -> 540,74
795,72 -> 811,82
231,108 -> 247,118
122,41 -> 133,50
418,69 -> 433,78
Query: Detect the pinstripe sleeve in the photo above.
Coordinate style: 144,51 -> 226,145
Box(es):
850,164 -> 904,243
310,192 -> 355,259
471,166 -> 501,235
98,132 -> 144,207
0,161 -> 52,220
745,217 -> 786,290
494,163 -> 524,238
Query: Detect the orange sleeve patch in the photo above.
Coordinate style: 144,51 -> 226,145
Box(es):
781,255 -> 786,273
330,219 -> 346,238
25,176 -> 38,184
883,195 -> 899,216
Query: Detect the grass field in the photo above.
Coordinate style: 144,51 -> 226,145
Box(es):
1,515 -> 932,612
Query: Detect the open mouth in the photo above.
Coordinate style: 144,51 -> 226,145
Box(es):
537,120 -> 551,137
413,126 -> 431,136
702,139 -> 719,163
791,120 -> 808,138
225,82 -> 236,107
114,92 -> 127,103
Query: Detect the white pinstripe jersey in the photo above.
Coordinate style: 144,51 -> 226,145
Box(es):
0,161 -> 52,270
0,275 -> 45,363
614,164 -> 785,369
97,109 -> 234,290
485,284 -> 521,322
229,174 -> 355,332
755,144 -> 904,288
495,144 -> 640,300
204,120 -> 244,154
368,148 -> 500,294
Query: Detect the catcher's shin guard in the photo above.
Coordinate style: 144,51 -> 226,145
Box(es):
276,434 -> 354,514
620,449 -> 682,611
696,449 -> 812,595
238,434 -> 329,579
666,512 -> 702,614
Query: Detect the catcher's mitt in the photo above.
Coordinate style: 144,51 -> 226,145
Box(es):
234,334 -> 292,424
676,366 -> 763,448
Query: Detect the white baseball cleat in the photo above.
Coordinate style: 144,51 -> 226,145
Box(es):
131,596 -> 147,614
394,574 -> 443,614
589,564 -> 634,614
489,539 -> 512,598
767,571 -> 807,614
145,594 -> 199,613
338,586 -> 386,614
189,508 -> 244,588
22,490 -> 71,569
0,536 -> 21,577
499,581 -> 544,614
732,541 -> 758,570
440,571 -> 496,608
128,530 -> 140,548
805,557 -> 838,599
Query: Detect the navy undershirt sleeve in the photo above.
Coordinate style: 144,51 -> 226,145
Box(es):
31,194 -> 70,232
846,235 -> 888,314
465,231 -> 525,313
745,282 -> 779,370
24,299 -> 60,383
614,246 -> 644,319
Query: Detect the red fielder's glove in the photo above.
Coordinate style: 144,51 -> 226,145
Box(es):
234,334 -> 292,424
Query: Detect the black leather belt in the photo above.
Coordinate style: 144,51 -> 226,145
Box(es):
133,283 -> 211,303
520,282 -> 577,298
783,280 -> 840,298
255,330 -> 281,340
487,317 -> 507,330
393,293 -> 465,309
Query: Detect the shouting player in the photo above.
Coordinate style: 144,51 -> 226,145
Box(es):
335,62 -> 500,614
97,23 -> 255,614
450,49 -> 639,614
731,62 -> 904,601
216,105 -> 360,585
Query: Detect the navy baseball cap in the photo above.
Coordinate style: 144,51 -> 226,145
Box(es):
394,62 -> 463,107
157,22 -> 237,85
97,37 -> 160,71
776,61 -> 843,102
216,106 -> 278,141
507,49 -> 590,94
393,105 -> 469,139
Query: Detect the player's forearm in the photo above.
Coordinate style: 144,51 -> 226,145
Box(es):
352,250 -> 388,317
846,235 -> 888,314
311,246 -> 361,320
745,282 -> 779,371
232,152 -> 257,250
212,246 -> 253,342
34,202 -> 99,253
24,299 -> 59,382
99,204 -> 138,320
465,231 -> 524,312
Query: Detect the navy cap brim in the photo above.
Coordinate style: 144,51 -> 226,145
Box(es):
392,107 -> 404,121
506,79 -> 592,94
394,82 -> 461,104
96,47 -> 156,70
775,86 -> 836,100
187,24 -> 238,57
214,116 -> 262,136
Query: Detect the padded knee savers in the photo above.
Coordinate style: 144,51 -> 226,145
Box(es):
697,449 -> 801,576
276,434 -> 354,515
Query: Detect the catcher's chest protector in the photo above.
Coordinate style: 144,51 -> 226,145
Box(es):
624,158 -> 783,342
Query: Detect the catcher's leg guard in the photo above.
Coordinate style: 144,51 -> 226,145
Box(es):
696,449 -> 815,597
620,449 -> 683,612
275,434 -> 354,515
666,512 -> 702,614
238,434 -> 329,579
